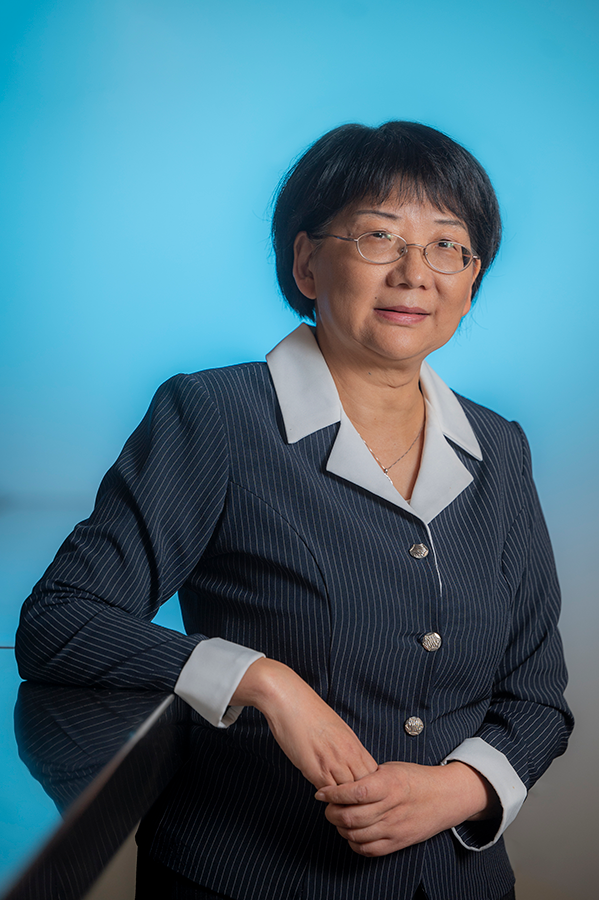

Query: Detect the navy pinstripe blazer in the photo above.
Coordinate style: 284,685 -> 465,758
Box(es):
17,330 -> 572,900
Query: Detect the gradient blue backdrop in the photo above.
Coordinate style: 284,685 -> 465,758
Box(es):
0,2 -> 597,897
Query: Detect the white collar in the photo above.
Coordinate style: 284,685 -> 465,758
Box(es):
266,324 -> 482,524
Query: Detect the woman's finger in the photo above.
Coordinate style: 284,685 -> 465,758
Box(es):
315,768 -> 388,805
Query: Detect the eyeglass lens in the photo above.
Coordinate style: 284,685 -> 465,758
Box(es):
357,233 -> 473,273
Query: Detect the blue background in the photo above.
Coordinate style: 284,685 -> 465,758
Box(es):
0,2 -> 597,897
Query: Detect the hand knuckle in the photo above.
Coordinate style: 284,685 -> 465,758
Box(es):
355,783 -> 369,802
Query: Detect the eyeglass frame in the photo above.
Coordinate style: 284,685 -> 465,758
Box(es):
315,231 -> 480,275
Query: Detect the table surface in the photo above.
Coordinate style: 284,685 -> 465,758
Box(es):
0,649 -> 186,900
0,650 -> 60,895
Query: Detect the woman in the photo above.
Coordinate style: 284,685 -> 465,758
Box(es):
16,121 -> 573,900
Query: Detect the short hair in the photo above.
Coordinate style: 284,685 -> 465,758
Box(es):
271,121 -> 502,320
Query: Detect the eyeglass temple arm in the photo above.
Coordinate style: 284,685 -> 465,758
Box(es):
315,233 -> 356,242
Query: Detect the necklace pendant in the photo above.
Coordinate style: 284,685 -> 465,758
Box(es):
359,419 -> 424,479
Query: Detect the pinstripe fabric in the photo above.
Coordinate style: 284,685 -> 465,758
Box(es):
16,359 -> 572,900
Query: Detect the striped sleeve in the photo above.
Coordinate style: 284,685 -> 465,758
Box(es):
468,423 -> 573,790
16,374 -> 229,691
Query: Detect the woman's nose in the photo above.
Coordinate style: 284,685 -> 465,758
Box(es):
387,244 -> 433,287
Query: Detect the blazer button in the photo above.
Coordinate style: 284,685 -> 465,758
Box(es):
409,543 -> 429,559
421,632 -> 442,652
404,716 -> 424,736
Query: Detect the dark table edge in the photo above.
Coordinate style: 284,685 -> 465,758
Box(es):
2,692 -> 186,900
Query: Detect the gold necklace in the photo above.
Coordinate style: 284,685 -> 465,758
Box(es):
361,421 -> 424,475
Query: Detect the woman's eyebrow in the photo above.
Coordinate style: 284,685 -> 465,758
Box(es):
353,209 -> 398,219
434,217 -> 467,228
353,209 -> 466,229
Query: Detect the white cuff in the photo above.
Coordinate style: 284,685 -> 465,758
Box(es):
174,637 -> 265,728
443,737 -> 527,850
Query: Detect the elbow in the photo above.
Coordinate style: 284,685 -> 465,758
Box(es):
15,599 -> 52,682
15,592 -> 77,684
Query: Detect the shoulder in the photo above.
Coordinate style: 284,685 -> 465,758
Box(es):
153,362 -> 271,407
159,360 -> 269,392
454,392 -> 530,478
147,362 -> 276,434
421,361 -> 528,475
188,361 -> 272,396
115,363 -> 275,484
454,392 -> 521,439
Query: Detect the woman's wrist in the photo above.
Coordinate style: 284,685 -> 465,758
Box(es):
231,656 -> 294,712
443,761 -> 501,822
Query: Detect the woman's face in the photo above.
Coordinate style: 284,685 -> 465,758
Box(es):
293,196 -> 481,373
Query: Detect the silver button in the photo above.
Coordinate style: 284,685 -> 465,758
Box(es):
404,716 -> 424,736
421,632 -> 442,652
409,543 -> 429,559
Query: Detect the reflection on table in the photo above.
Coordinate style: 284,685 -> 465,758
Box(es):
4,681 -> 190,900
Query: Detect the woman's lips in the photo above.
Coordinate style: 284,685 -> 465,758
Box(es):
375,306 -> 430,323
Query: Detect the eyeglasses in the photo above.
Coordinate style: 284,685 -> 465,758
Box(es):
318,231 -> 479,274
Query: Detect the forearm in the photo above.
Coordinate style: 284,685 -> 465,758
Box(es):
232,657 -> 378,789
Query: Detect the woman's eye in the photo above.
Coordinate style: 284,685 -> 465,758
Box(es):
434,240 -> 466,258
370,231 -> 393,241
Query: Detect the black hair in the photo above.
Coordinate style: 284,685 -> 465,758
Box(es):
271,121 -> 502,320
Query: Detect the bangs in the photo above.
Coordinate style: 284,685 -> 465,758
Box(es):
272,121 -> 501,320
303,127 -> 488,253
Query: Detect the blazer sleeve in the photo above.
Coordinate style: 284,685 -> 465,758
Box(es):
16,373 -> 230,691
454,422 -> 574,846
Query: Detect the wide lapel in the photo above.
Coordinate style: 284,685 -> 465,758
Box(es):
418,361 -> 482,459
409,399 -> 475,525
326,409 -> 415,515
266,326 -> 482,525
266,324 -> 340,443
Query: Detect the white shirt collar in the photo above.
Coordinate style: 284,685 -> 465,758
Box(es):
266,323 -> 482,524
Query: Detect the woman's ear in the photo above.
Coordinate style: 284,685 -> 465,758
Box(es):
292,232 -> 318,300
462,256 -> 482,317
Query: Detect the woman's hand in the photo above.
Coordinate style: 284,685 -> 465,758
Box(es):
314,760 -> 500,856
231,657 -> 377,790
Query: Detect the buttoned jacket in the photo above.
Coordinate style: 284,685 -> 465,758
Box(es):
17,325 -> 573,900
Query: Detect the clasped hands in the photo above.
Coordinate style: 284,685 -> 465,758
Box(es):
232,658 -> 497,857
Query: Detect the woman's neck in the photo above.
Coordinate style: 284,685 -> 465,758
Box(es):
316,329 -> 426,500
315,324 -> 425,433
